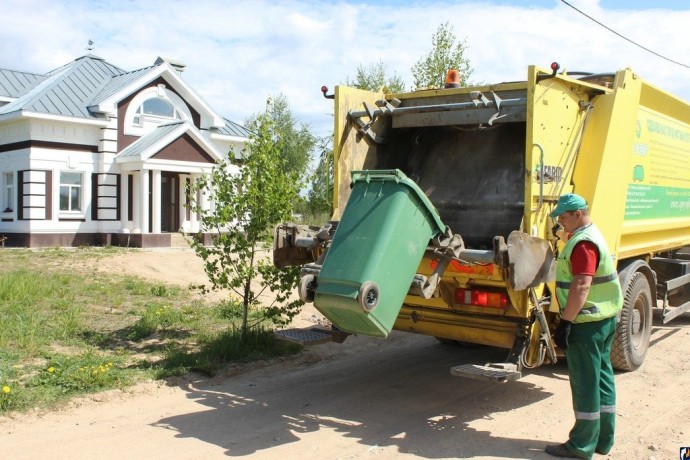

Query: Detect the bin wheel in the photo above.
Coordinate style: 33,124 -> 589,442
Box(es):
358,281 -> 379,312
298,274 -> 316,303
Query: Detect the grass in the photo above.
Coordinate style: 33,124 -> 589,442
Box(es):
0,247 -> 302,414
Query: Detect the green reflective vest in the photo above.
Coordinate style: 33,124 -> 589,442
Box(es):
556,223 -> 623,323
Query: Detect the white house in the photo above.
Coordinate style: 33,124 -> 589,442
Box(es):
0,54 -> 248,247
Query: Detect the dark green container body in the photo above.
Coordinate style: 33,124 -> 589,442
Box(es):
314,169 -> 446,337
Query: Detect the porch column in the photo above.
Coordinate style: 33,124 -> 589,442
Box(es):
139,169 -> 149,234
189,174 -> 198,232
120,173 -> 129,231
151,169 -> 161,234
179,175 -> 187,232
132,171 -> 141,232
198,175 -> 209,232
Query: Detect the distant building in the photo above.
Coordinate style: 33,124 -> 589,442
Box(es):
0,55 -> 249,247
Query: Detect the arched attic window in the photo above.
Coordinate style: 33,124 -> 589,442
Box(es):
133,97 -> 183,127
124,85 -> 193,136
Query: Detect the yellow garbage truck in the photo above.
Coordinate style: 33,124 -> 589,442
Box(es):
274,62 -> 690,381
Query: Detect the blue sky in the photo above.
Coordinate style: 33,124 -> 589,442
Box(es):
1,0 -> 689,138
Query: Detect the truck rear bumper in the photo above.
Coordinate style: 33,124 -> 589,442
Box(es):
394,305 -> 519,349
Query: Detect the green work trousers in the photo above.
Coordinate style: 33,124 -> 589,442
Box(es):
565,316 -> 618,459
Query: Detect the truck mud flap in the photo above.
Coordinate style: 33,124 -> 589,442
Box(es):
274,327 -> 349,346
450,363 -> 522,382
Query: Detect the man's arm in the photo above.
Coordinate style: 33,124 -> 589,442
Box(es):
560,274 -> 593,321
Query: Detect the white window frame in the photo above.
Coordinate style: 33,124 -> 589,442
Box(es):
2,172 -> 14,214
59,171 -> 84,215
133,100 -> 183,128
124,86 -> 192,136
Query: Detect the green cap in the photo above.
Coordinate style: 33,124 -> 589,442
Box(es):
550,193 -> 587,218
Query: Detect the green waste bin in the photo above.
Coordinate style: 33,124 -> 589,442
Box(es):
314,169 -> 446,337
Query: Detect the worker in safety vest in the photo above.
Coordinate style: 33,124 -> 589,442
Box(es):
545,193 -> 623,459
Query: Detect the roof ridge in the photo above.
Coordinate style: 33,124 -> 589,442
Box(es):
86,64 -> 157,108
47,54 -> 128,76
117,64 -> 156,77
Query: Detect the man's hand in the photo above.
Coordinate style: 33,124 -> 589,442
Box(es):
554,319 -> 572,350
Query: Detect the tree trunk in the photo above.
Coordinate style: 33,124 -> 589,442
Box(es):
241,281 -> 250,343
240,247 -> 257,343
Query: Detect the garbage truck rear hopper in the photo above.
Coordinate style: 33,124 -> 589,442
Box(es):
274,63 -> 690,381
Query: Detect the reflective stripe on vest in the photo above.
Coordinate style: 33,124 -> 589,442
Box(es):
555,223 -> 623,323
555,272 -> 618,289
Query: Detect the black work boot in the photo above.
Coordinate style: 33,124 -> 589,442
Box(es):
544,443 -> 580,458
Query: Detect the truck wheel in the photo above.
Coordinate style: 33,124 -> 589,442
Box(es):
611,272 -> 652,371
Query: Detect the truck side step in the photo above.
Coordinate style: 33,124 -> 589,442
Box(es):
275,327 -> 348,345
450,363 -> 522,382
663,300 -> 690,324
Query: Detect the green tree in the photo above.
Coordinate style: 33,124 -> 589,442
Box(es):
246,93 -> 316,183
411,22 -> 473,89
188,99 -> 303,342
346,60 -> 406,93
307,135 -> 334,217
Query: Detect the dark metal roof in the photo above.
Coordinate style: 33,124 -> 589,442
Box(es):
88,65 -> 155,107
0,68 -> 46,98
116,121 -> 187,159
217,117 -> 251,138
0,55 -> 126,118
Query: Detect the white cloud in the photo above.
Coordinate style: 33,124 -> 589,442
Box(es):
1,0 -> 689,138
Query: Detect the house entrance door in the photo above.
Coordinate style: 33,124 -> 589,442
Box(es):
161,173 -> 179,232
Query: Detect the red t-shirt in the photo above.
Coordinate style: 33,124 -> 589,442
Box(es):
570,240 -> 599,276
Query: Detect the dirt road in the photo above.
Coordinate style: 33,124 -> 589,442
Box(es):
1,248 -> 688,459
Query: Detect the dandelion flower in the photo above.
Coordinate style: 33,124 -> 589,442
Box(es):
2,386 -> 10,394
48,367 -> 55,373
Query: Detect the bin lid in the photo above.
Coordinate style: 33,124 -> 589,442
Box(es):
351,169 -> 446,234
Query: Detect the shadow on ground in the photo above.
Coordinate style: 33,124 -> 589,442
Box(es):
153,332 -> 566,458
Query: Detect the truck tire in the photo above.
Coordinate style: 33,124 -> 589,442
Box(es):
611,272 -> 653,371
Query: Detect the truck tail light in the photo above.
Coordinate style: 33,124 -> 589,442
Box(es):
455,288 -> 508,309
